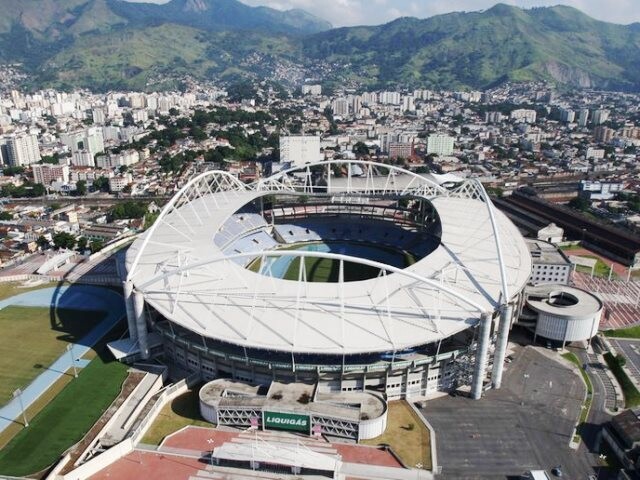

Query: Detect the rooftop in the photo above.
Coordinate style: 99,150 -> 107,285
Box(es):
126,163 -> 532,354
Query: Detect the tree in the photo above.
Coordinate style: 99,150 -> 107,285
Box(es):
0,211 -> 12,221
569,196 -> 590,212
93,176 -> 110,193
77,237 -> 88,252
36,235 -> 49,249
89,240 -> 104,254
352,142 -> 369,157
52,232 -> 76,250
75,180 -> 87,196
109,201 -> 148,220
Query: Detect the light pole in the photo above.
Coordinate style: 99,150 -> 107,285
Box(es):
67,344 -> 78,378
13,389 -> 28,427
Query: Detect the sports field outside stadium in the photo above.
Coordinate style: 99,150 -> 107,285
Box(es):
248,241 -> 417,282
0,306 -> 106,403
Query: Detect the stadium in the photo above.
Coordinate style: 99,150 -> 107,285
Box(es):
123,160 -> 532,401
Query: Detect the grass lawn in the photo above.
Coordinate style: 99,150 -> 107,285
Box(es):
141,388 -> 210,445
0,353 -> 128,477
603,352 -> 640,408
283,256 -> 382,282
0,306 -> 106,404
604,326 -> 640,339
559,244 -> 583,252
362,401 -> 431,470
247,242 -> 412,283
574,256 -> 614,278
0,370 -> 75,450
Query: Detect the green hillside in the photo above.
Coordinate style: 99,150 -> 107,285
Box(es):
1,1 -> 639,92
43,24 -> 300,90
303,4 -> 640,91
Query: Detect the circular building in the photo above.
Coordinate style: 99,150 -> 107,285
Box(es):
124,161 -> 532,400
523,284 -> 603,346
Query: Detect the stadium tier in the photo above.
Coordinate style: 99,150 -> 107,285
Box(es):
124,161 -> 532,400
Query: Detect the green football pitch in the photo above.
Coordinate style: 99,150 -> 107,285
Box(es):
0,306 -> 106,404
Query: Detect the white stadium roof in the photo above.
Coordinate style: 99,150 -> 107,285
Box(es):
126,161 -> 531,355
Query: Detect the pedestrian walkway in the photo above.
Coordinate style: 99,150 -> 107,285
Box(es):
0,285 -> 125,434
585,352 -> 618,412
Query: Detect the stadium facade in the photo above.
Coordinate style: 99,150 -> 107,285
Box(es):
124,161 -> 532,400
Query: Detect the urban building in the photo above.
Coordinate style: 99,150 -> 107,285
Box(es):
32,164 -> 70,185
6,133 -> 41,166
279,135 -> 321,167
427,134 -> 455,156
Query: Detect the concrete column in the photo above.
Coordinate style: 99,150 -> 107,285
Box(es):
492,305 -> 513,390
123,280 -> 137,341
133,290 -> 149,359
471,312 -> 492,400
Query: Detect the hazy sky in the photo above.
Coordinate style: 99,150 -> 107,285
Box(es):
125,0 -> 640,27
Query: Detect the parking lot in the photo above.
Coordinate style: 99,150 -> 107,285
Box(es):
420,346 -> 599,480
609,338 -> 640,386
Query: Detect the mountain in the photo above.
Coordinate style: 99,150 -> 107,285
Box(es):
1,1 -> 639,92
303,4 -> 640,91
107,0 -> 331,35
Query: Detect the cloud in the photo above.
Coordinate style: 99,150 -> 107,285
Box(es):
121,0 -> 640,26
237,0 -> 640,26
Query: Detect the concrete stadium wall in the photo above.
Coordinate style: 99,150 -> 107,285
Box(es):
409,402 -> 439,474
60,438 -> 133,480
357,407 -> 387,440
535,312 -> 601,342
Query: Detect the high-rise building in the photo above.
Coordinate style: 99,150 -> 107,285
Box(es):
279,135 -> 321,167
361,92 -> 378,105
33,164 -> 70,185
388,142 -> 413,159
560,108 -> 575,123
427,134 -> 455,156
592,109 -> 610,126
577,109 -> 589,128
301,85 -> 322,96
510,109 -> 537,124
71,150 -> 95,167
402,95 -> 415,112
594,126 -> 615,143
6,133 -> 41,166
379,91 -> 401,105
331,98 -> 349,117
350,95 -> 362,116
60,127 -> 104,158
92,108 -> 106,125
485,112 -> 504,124
0,138 -> 8,165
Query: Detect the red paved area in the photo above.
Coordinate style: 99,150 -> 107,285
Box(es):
566,247 -> 631,278
90,451 -> 203,480
572,271 -> 640,330
333,443 -> 403,467
161,426 -> 240,451
90,427 -> 405,479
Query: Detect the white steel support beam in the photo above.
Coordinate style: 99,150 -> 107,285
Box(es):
133,290 -> 150,359
471,312 -> 492,400
491,304 -> 513,389
123,279 -> 138,341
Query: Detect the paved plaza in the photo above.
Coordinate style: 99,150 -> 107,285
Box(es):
421,346 -> 599,480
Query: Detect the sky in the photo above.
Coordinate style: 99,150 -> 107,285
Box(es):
124,0 -> 640,27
